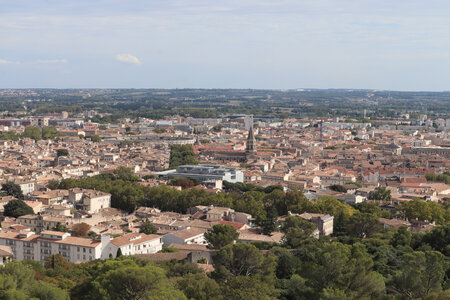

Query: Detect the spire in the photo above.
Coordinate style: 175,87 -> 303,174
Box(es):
246,126 -> 256,154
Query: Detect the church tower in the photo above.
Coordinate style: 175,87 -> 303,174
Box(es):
246,126 -> 257,158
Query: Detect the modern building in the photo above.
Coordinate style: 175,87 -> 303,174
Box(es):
158,164 -> 244,184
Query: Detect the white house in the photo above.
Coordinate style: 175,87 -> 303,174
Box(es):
161,227 -> 207,246
110,232 -> 163,257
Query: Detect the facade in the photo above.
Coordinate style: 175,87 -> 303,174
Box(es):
0,230 -> 162,263
161,164 -> 244,184
69,188 -> 111,213
298,212 -> 334,236
0,230 -> 104,263
17,214 -> 70,233
110,232 -> 163,257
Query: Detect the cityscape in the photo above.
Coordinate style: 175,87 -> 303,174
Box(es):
1,1 -> 450,300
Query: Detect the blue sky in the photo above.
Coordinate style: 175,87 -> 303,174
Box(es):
1,0 -> 450,90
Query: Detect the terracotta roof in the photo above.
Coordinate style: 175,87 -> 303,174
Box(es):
111,232 -> 161,247
0,245 -> 13,256
167,227 -> 206,240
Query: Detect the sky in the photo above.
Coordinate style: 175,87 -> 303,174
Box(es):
1,0 -> 450,90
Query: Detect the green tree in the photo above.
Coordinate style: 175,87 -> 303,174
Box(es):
329,184 -> 347,193
3,200 -> 33,218
205,224 -> 239,249
97,265 -> 186,300
347,212 -> 381,238
368,186 -> 391,202
391,251 -> 446,298
56,149 -> 69,157
139,219 -> 157,235
42,126 -> 59,139
213,243 -> 276,279
391,226 -> 412,248
22,126 -> 41,140
176,273 -> 223,300
0,261 -> 34,290
116,248 -> 122,257
1,182 -> 24,199
421,225 -> 450,256
44,254 -> 73,270
281,216 -> 317,248
90,135 -> 101,142
262,205 -> 278,235
28,281 -> 69,300
52,222 -> 69,232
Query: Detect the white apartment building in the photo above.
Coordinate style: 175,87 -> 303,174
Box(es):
0,230 -> 163,263
109,232 -> 163,257
17,181 -> 35,195
0,230 -> 104,263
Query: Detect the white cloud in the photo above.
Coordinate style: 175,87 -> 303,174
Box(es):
116,53 -> 141,65
0,58 -> 20,64
36,58 -> 68,64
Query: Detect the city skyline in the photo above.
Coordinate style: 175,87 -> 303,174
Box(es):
1,1 -> 450,91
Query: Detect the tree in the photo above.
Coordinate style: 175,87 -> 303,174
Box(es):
139,219 -> 157,235
96,265 -> 186,300
3,200 -> 33,218
329,184 -> 347,193
28,281 -> 69,300
205,224 -> 239,249
90,135 -> 101,142
262,205 -> 278,235
347,212 -> 381,238
176,273 -> 223,300
22,126 -> 41,140
333,211 -> 347,236
52,222 -> 69,232
391,226 -> 411,248
116,248 -> 122,257
56,149 -> 69,157
112,166 -> 139,181
281,216 -> 317,248
1,182 -> 24,199
213,243 -> 275,278
421,225 -> 450,256
44,254 -> 72,270
0,261 -> 34,290
41,126 -> 59,140
71,223 -> 91,237
368,186 -> 391,202
391,251 -> 446,298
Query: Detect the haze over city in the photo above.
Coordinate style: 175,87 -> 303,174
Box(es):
1,0 -> 450,90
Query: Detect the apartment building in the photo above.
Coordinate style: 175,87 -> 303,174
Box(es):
0,230 -> 162,263
0,230 -> 104,263
69,188 -> 111,213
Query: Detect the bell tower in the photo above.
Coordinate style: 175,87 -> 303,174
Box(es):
246,126 -> 257,155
